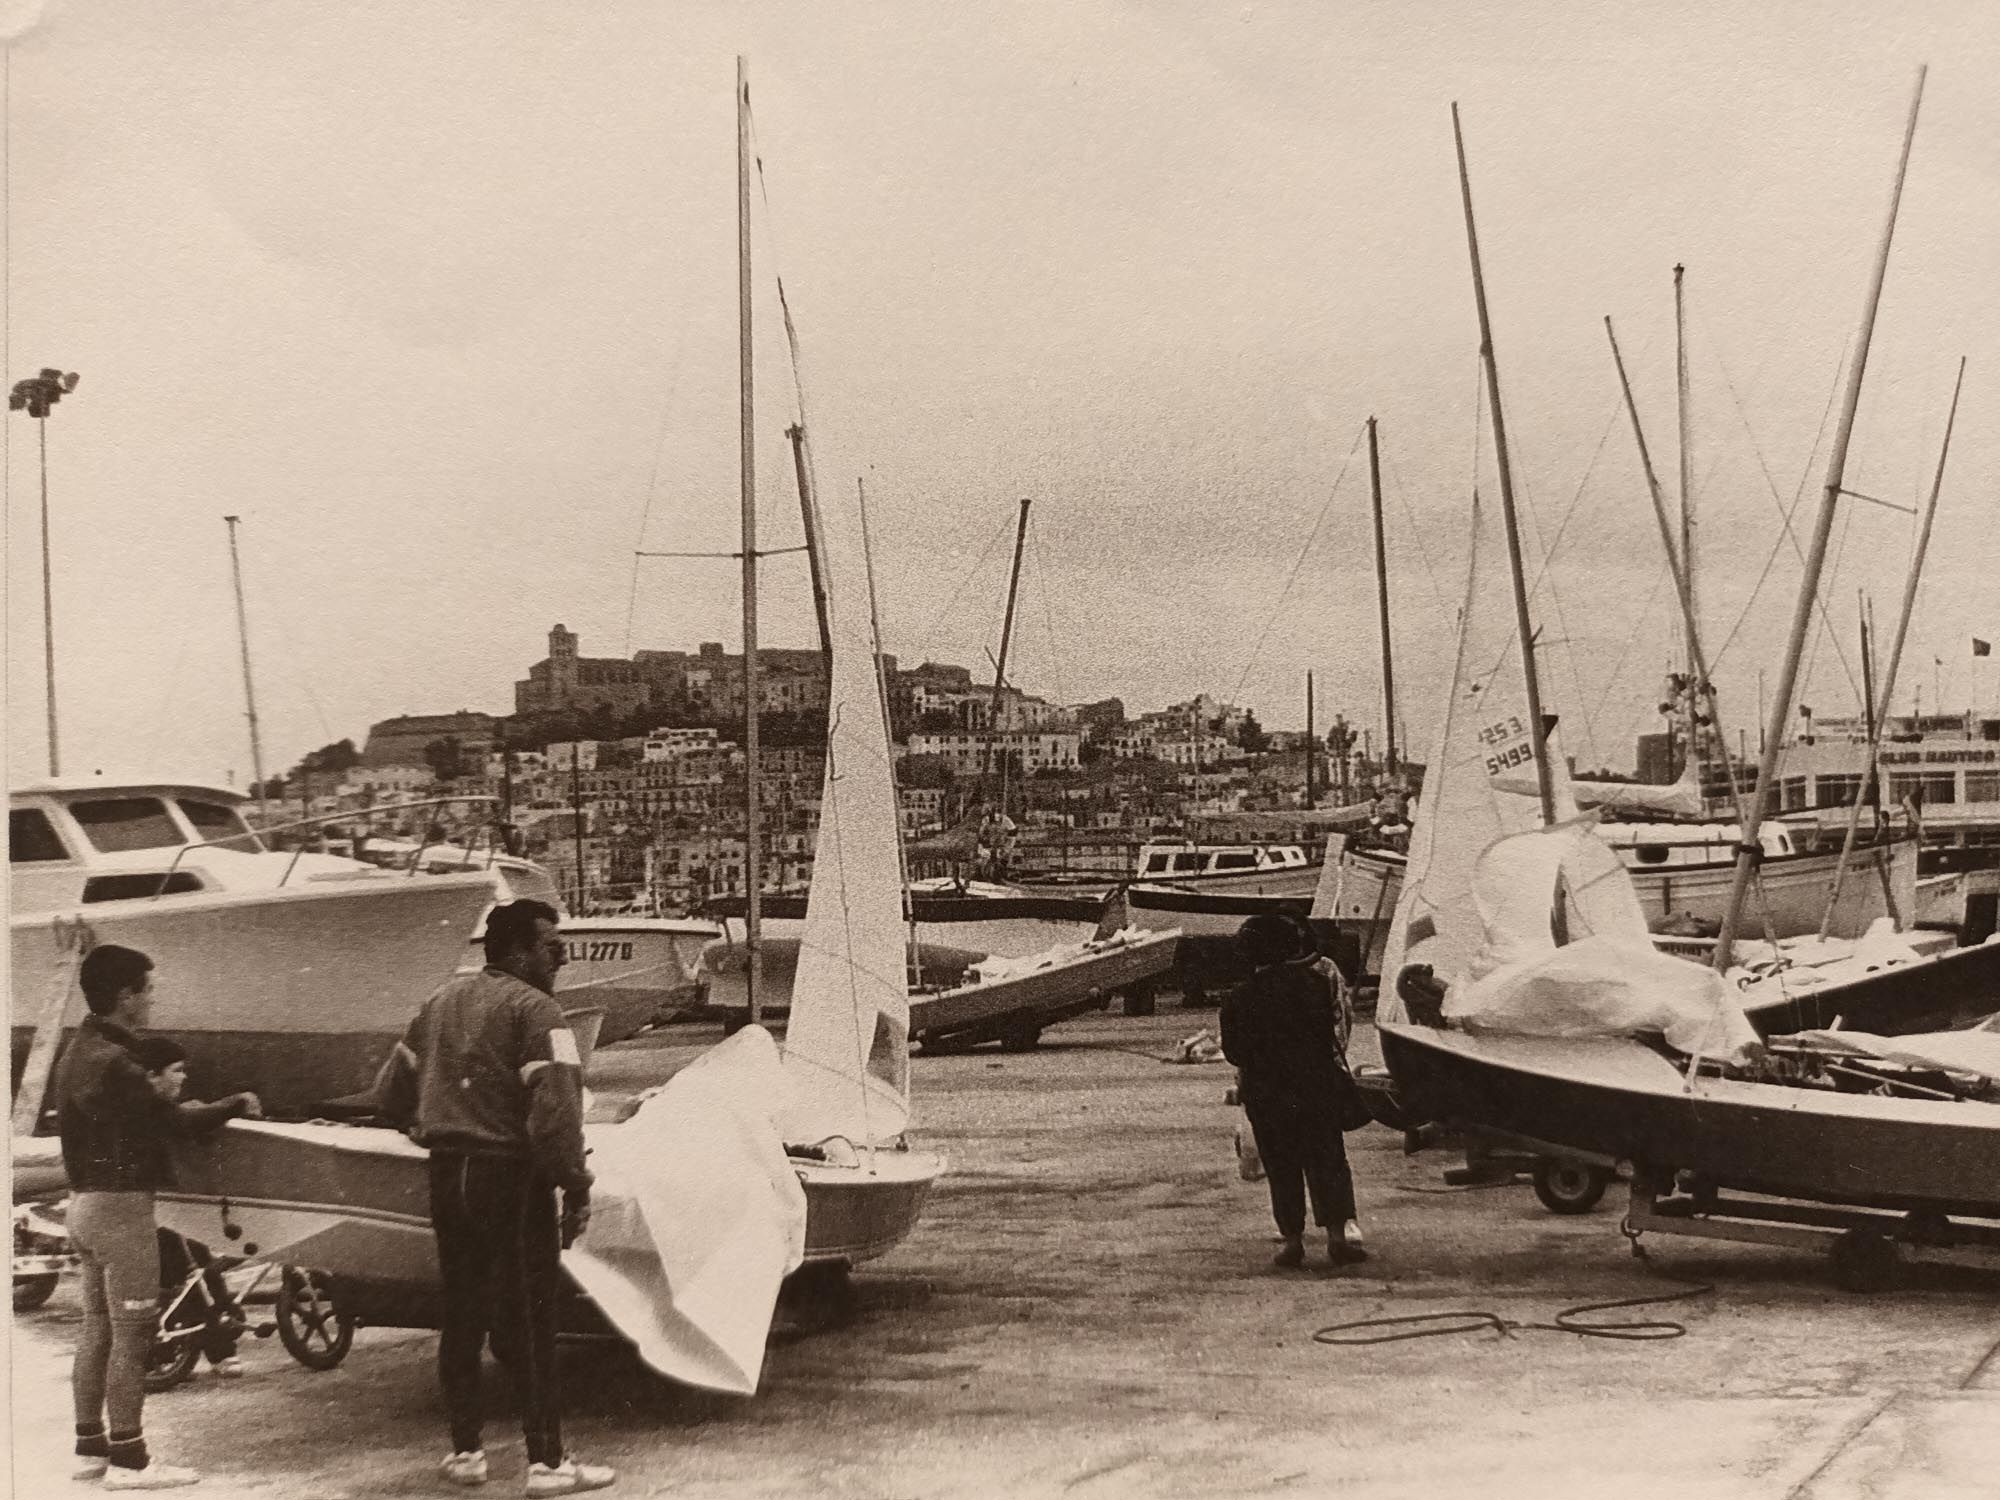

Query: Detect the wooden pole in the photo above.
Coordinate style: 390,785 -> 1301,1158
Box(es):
1453,103 -> 1556,825
1714,66 -> 1926,970
224,515 -> 269,823
1367,416 -> 1398,777
1817,355 -> 1963,937
737,57 -> 763,1022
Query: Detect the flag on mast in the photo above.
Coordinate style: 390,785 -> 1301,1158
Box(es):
1975,638 -> 1991,657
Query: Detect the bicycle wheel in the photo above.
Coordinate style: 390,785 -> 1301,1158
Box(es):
275,1267 -> 354,1371
143,1327 -> 200,1392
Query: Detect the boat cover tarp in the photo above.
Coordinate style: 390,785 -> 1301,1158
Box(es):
566,1025 -> 807,1395
1444,823 -> 1760,1062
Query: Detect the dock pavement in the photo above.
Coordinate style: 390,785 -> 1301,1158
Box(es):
13,1008 -> 2000,1499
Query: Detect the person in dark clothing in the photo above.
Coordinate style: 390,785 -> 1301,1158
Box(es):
134,1037 -> 248,1379
371,899 -> 613,1496
1220,914 -> 1366,1269
55,944 -> 260,1490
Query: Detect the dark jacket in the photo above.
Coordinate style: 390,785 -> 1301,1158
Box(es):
1219,957 -> 1350,1125
54,1017 -> 247,1192
371,967 -> 592,1195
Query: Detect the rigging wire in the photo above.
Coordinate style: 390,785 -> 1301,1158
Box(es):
1026,510 -> 1069,711
1217,422 -> 1369,714
621,326 -> 692,656
912,507 -> 1018,665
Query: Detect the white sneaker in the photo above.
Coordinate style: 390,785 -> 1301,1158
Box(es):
442,1450 -> 489,1487
103,1463 -> 201,1490
524,1455 -> 616,1495
212,1355 -> 246,1379
1342,1219 -> 1366,1247
72,1457 -> 109,1481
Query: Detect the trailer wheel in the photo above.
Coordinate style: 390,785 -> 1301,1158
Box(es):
12,1273 -> 58,1311
276,1267 -> 354,1370
1532,1158 -> 1610,1215
1830,1229 -> 1898,1293
1121,983 -> 1157,1018
998,1024 -> 1043,1053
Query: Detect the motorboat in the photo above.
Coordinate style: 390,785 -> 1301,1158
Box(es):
10,779 -> 495,1120
360,840 -> 719,1045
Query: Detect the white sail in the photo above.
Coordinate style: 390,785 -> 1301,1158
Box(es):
778,477 -> 912,1147
1378,495 -> 1557,1010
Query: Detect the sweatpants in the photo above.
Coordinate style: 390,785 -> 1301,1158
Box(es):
428,1154 -> 563,1467
1245,1103 -> 1357,1238
69,1191 -> 162,1451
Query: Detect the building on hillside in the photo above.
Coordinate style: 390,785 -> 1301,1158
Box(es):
1069,698 -> 1126,738
361,711 -> 499,768
905,730 -> 1082,776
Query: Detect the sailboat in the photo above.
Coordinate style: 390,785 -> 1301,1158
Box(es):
1376,82 -> 2000,1281
150,60 -> 941,1391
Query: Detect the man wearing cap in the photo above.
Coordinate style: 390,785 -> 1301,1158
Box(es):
371,899 -> 613,1496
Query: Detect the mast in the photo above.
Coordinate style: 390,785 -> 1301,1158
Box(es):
1604,317 -> 1744,838
989,497 -> 1031,720
570,745 -> 587,912
989,497 -> 1031,835
1366,416 -> 1398,779
1305,671 -> 1316,810
1713,66 -> 1925,970
788,423 -> 834,670
856,476 -> 921,981
1452,103 -> 1556,825
1673,265 -> 1701,782
1817,355 -> 1964,938
737,56 -> 763,1023
223,515 -> 269,823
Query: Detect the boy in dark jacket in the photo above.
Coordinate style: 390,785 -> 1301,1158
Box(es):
1220,914 -> 1365,1269
55,944 -> 260,1489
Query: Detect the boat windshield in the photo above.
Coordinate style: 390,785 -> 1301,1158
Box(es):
10,807 -> 72,862
179,798 -> 264,854
69,797 -> 186,854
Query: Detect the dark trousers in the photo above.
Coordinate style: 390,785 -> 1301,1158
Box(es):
1245,1101 -> 1357,1238
428,1154 -> 563,1467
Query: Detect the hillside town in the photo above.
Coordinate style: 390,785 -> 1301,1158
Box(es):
262,625 -> 1410,912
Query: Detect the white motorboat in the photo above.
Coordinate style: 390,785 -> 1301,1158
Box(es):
362,841 -> 718,1045
10,779 -> 495,1120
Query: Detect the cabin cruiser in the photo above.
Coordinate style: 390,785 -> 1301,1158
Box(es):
10,779 -> 495,1120
374,841 -> 718,1045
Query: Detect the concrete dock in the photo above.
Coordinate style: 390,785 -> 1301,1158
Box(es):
14,1009 -> 2000,1499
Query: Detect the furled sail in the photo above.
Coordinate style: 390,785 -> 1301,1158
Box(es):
1379,495 -> 1564,1011
778,474 -> 912,1147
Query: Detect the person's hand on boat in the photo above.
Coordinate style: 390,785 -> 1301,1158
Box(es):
234,1091 -> 264,1119
560,1189 -> 591,1248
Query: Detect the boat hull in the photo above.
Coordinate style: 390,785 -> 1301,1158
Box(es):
11,874 -> 496,1119
1737,937 -> 2000,1038
1378,1022 -> 2000,1219
549,919 -> 716,1044
155,1122 -> 942,1280
909,930 -> 1180,1050
698,930 -> 986,1018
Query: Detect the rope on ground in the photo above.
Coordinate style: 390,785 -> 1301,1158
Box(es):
1309,1226 -> 1716,1346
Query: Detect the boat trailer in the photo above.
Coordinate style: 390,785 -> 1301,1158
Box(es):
1622,1165 -> 2000,1292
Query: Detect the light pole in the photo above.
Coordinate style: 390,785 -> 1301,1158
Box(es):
11,367 -> 81,777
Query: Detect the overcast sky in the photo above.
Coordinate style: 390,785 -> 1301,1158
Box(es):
5,0 -> 1996,789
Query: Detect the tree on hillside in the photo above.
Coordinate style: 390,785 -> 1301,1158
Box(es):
1237,710 -> 1269,754
899,753 -> 955,790
423,736 -> 470,784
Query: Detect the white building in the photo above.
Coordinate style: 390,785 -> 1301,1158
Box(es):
906,730 -> 1082,776
643,727 -> 720,762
